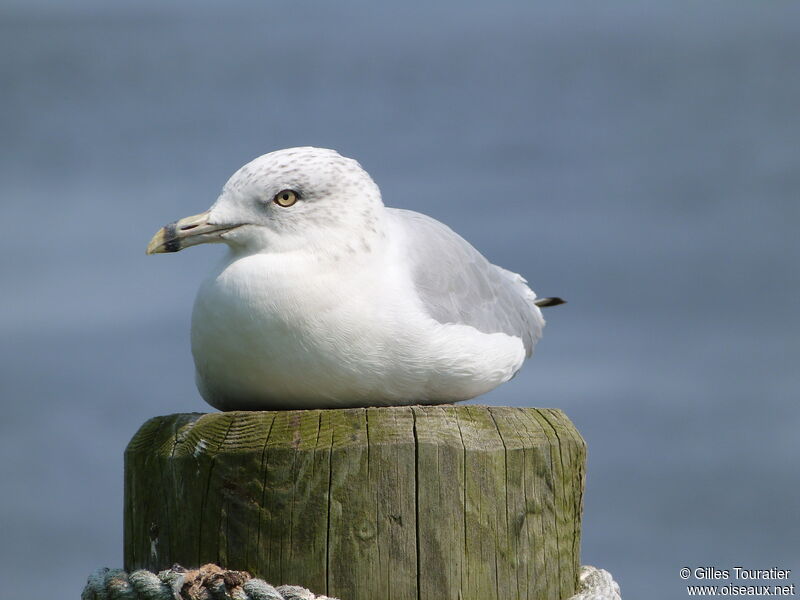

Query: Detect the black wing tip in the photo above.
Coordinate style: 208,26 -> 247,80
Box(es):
534,297 -> 567,308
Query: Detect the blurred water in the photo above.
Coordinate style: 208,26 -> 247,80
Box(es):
1,2 -> 798,598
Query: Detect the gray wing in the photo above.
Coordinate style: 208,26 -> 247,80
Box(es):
389,208 -> 544,356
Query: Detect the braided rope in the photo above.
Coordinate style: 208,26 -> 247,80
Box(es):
81,563 -> 620,600
570,566 -> 621,600
81,564 -> 338,600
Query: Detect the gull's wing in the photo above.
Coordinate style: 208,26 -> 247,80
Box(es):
389,208 -> 544,356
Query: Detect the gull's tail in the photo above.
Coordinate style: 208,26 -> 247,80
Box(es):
534,297 -> 566,308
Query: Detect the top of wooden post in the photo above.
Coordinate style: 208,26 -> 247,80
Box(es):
126,405 -> 584,453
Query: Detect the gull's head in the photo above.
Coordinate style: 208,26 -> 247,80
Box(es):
146,147 -> 384,256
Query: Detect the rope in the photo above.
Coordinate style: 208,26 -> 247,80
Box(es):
81,564 -> 338,600
570,566 -> 622,600
81,563 -> 620,600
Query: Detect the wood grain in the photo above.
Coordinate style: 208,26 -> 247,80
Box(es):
124,406 -> 585,600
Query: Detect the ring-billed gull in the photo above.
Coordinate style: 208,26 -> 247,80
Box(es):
147,147 -> 564,410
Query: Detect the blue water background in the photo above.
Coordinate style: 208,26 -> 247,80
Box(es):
1,2 -> 798,598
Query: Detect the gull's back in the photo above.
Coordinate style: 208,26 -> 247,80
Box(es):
388,208 -> 545,358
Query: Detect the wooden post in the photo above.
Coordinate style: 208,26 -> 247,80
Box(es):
124,406 -> 585,600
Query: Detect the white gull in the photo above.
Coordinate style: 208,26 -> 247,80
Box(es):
147,147 -> 563,410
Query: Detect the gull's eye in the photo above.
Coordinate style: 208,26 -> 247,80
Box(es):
273,189 -> 299,208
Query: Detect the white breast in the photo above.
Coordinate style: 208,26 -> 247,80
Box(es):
191,248 -> 526,410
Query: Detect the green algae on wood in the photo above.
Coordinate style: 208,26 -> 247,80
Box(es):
124,406 -> 585,600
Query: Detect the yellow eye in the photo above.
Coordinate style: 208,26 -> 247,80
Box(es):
273,189 -> 298,207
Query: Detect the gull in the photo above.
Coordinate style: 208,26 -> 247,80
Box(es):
147,147 -> 564,410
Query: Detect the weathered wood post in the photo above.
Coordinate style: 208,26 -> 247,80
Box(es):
124,406 -> 585,600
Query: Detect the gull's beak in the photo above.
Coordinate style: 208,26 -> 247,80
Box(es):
146,211 -> 236,254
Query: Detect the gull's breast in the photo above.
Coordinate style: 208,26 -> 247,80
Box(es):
189,251 -> 526,410
189,252 -> 414,408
